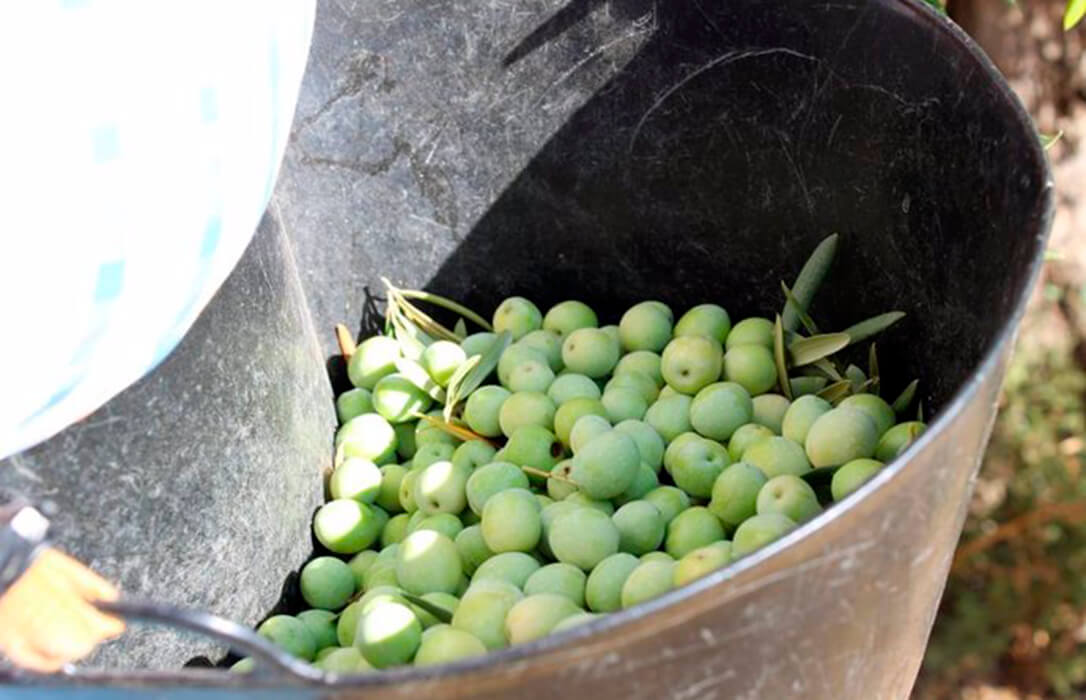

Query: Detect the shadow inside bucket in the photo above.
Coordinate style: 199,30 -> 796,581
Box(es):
420,0 -> 1046,412
502,0 -> 654,67
326,286 -> 388,395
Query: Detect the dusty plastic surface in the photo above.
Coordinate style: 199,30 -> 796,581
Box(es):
0,214 -> 334,670
1,0 -> 1052,696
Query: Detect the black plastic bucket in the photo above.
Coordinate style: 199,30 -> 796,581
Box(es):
2,0 -> 1052,697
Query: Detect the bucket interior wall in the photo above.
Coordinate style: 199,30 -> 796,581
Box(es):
278,0 -> 1047,410
0,0 -> 1050,689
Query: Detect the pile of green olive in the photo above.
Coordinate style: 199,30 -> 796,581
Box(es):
234,267 -> 924,674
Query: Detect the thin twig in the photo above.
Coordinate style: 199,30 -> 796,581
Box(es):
415,413 -> 499,447
952,500 -> 1086,572
522,466 -> 578,486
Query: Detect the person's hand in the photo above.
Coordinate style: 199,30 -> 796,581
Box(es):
0,548 -> 125,672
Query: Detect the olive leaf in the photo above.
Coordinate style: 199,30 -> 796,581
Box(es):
780,281 -> 820,335
868,343 -> 880,396
456,331 -> 510,398
783,329 -> 805,346
454,318 -> 468,338
444,331 -> 511,421
790,376 -> 828,397
442,355 -> 481,421
403,306 -> 459,343
382,278 -> 488,344
845,364 -> 867,393
917,400 -> 925,422
445,355 -> 482,389
811,358 -> 844,381
817,379 -> 853,403
788,333 -> 850,367
395,358 -> 447,403
1040,131 -> 1064,151
781,233 -> 837,333
393,291 -> 460,343
841,311 -> 905,347
1065,0 -> 1085,30
891,422 -> 926,459
773,314 -> 793,400
397,288 -> 493,333
891,379 -> 919,414
389,311 -> 430,360
921,0 -> 946,15
849,378 -> 876,398
401,593 -> 454,624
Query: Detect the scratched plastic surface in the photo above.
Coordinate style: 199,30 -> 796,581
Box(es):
2,0 -> 1051,697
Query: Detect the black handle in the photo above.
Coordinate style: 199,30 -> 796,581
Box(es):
92,597 -> 327,682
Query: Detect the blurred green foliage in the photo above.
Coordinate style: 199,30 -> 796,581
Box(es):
920,324 -> 1086,696
901,2 -> 1085,696
1066,0 -> 1086,30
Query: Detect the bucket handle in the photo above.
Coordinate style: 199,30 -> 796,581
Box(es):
90,597 -> 328,682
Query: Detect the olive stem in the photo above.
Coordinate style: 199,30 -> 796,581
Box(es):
414,413 -> 500,448
521,466 -> 578,487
